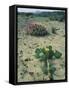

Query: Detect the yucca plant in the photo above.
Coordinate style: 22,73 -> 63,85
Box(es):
34,45 -> 62,80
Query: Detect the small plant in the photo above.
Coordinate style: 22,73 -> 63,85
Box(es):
34,45 -> 62,80
52,27 -> 57,34
27,23 -> 49,36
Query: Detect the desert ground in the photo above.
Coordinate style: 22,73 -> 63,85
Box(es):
17,14 -> 65,82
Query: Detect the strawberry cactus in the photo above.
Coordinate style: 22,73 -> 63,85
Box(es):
27,22 -> 49,36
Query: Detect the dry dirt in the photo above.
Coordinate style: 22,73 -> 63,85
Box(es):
17,19 -> 65,82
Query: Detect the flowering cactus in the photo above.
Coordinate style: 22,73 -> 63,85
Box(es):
27,22 -> 49,36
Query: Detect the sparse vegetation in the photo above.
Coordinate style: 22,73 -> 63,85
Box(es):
17,9 -> 65,82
